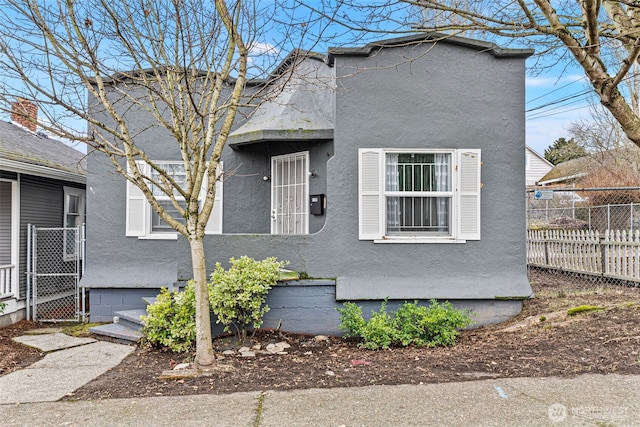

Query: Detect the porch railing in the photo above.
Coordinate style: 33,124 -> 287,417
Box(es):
0,264 -> 14,297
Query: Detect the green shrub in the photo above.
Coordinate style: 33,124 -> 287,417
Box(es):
360,302 -> 398,350
337,302 -> 366,338
141,283 -> 197,352
338,299 -> 473,350
395,300 -> 474,347
209,256 -> 286,342
141,256 -> 287,350
0,301 -> 6,315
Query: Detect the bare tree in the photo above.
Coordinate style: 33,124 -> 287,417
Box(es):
0,0 -> 320,368
310,0 -> 640,148
569,102 -> 632,152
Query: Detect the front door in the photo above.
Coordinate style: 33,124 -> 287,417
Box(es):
271,151 -> 309,234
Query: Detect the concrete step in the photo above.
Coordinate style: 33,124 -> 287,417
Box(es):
142,296 -> 157,306
113,308 -> 147,331
89,322 -> 142,344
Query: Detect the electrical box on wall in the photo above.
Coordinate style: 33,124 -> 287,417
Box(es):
310,194 -> 325,215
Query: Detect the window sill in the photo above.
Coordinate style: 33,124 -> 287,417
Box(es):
138,233 -> 178,240
374,237 -> 466,244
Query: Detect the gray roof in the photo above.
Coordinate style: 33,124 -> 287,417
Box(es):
327,32 -> 534,63
0,120 -> 86,180
229,55 -> 335,148
229,33 -> 532,148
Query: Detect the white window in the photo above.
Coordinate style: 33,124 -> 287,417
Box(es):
359,149 -> 481,242
149,163 -> 188,233
63,186 -> 85,259
125,161 -> 223,239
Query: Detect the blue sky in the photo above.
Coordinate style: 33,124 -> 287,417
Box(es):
525,65 -> 595,156
1,1 -> 596,157
56,48 -> 596,157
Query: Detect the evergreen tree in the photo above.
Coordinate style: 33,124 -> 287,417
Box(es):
544,138 -> 587,165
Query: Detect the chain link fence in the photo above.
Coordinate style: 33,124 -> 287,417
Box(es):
526,187 -> 640,289
28,226 -> 84,322
528,187 -> 640,231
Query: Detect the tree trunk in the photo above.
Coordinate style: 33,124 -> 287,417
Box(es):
189,237 -> 215,367
598,85 -> 640,148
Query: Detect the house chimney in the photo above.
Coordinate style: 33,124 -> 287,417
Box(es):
11,98 -> 38,132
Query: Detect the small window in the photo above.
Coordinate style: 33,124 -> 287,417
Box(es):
385,152 -> 452,236
125,161 -> 223,239
149,163 -> 187,233
63,187 -> 85,259
359,149 -> 481,242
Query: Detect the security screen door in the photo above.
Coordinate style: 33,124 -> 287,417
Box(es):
271,151 -> 309,234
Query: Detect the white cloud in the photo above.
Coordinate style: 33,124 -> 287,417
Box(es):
249,42 -> 279,56
526,105 -> 591,154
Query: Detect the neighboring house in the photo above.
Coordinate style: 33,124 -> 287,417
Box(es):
525,145 -> 553,187
537,156 -> 590,186
83,34 -> 534,335
0,99 -> 86,326
537,146 -> 640,187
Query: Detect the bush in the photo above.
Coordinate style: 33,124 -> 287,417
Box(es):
395,300 -> 474,347
336,302 -> 366,338
338,299 -> 474,350
209,256 -> 286,342
340,300 -> 397,350
141,282 -> 197,352
141,256 -> 287,350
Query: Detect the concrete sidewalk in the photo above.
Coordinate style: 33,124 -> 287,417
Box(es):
0,332 -> 133,405
2,374 -> 639,426
1,331 -> 639,426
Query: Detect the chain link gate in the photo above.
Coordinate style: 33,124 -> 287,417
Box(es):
27,224 -> 85,322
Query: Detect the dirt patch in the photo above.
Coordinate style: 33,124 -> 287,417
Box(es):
0,320 -> 49,376
2,269 -> 640,400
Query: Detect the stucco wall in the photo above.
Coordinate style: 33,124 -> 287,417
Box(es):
186,39 -> 532,301
81,103 -> 183,289
221,140 -> 333,234
83,36 -> 532,320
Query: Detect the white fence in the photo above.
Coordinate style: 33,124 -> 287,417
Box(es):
527,229 -> 640,283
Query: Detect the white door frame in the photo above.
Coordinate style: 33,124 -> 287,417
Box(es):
0,178 -> 19,300
271,151 -> 309,235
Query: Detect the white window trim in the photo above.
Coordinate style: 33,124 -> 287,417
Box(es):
1,178 -> 20,298
63,186 -> 85,260
125,161 -> 223,240
358,148 -> 481,243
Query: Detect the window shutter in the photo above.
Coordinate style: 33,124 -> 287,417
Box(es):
359,149 -> 384,240
204,163 -> 223,235
457,149 -> 481,240
125,161 -> 149,237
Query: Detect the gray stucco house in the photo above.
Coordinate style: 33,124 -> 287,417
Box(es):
0,99 -> 86,326
83,34 -> 534,334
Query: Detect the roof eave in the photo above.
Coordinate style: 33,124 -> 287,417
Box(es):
229,128 -> 334,149
537,173 -> 587,186
0,158 -> 86,184
327,32 -> 534,65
